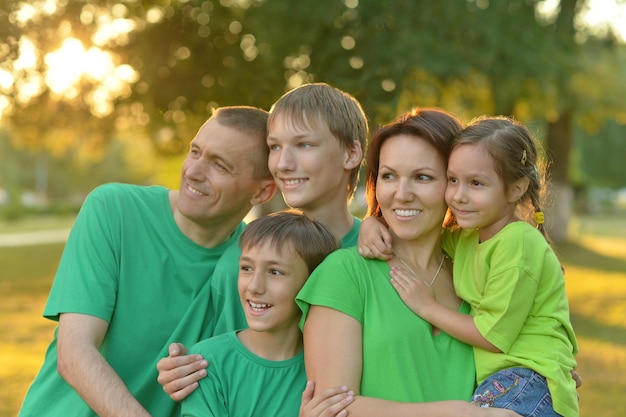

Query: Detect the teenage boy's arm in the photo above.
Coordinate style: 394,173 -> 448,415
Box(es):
57,313 -> 152,417
157,343 -> 208,401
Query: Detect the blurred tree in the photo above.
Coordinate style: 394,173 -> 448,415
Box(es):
1,0 -> 624,235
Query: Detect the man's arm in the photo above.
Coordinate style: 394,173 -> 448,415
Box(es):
57,313 -> 152,417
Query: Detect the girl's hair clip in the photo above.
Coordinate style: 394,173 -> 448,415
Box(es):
521,150 -> 527,166
534,211 -> 545,225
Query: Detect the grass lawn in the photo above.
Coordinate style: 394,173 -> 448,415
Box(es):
1,213 -> 625,416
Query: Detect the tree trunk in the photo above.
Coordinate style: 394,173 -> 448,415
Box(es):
545,111 -> 573,243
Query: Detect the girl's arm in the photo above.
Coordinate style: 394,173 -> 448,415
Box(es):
357,217 -> 394,260
303,306 -> 513,417
390,266 -> 500,352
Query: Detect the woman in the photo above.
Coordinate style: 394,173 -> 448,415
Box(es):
295,108 -> 521,417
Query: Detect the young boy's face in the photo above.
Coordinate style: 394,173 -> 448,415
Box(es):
238,240 -> 309,334
267,114 -> 357,212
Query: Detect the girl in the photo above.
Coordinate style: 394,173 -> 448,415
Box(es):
360,116 -> 579,417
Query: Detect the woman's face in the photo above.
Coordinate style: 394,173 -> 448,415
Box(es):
375,134 -> 448,243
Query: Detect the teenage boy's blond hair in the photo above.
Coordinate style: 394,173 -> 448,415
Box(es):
268,83 -> 368,199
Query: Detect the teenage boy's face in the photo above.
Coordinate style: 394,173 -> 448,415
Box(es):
267,114 -> 354,212
238,241 -> 309,334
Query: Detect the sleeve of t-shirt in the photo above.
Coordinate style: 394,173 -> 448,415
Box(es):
296,248 -> 365,329
441,227 -> 462,259
473,245 -> 539,353
209,244 -> 247,337
43,185 -> 120,322
180,368 -> 227,417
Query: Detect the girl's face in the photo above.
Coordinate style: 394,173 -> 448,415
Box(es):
445,142 -> 518,242
375,134 -> 448,244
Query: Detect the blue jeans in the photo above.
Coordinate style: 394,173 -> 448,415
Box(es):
471,367 -> 562,417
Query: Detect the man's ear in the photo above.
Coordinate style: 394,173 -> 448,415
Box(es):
250,178 -> 277,206
344,140 -> 363,170
508,177 -> 530,203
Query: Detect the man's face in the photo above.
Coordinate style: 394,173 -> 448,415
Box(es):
177,118 -> 265,228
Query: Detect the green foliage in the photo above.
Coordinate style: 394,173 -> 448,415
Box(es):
573,120 -> 626,188
0,0 -> 625,197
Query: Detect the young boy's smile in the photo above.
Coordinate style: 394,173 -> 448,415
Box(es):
238,241 -> 309,336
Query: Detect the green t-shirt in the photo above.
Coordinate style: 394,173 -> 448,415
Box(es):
181,332 -> 305,417
442,222 -> 579,417
209,217 -> 361,336
18,183 -> 244,417
296,247 -> 476,402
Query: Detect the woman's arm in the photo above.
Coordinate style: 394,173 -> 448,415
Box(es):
303,306 -> 518,417
303,306 -> 363,394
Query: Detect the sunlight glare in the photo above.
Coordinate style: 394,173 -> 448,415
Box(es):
42,36 -> 139,116
44,38 -> 85,95
16,73 -> 44,104
578,0 -> 626,42
0,69 -> 13,91
93,18 -> 136,46
14,0 -> 59,25
14,37 -> 38,71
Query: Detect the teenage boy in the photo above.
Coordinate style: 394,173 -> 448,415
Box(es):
180,210 -> 354,417
157,83 -> 369,401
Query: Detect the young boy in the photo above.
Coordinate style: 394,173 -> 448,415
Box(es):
157,83 -> 369,400
180,210 -> 350,417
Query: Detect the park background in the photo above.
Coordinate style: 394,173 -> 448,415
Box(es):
1,0 -> 625,415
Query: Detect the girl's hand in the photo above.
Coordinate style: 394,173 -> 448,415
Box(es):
390,265 -> 436,317
357,217 -> 393,260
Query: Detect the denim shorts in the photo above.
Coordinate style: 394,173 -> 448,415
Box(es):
471,367 -> 562,417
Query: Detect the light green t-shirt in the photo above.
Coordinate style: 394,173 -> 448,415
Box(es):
18,183 -> 244,417
296,247 -> 476,402
181,332 -> 305,417
209,217 -> 361,336
443,222 -> 579,417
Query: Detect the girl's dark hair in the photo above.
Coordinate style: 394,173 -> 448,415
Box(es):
365,108 -> 462,228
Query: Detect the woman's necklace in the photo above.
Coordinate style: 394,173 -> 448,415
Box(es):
394,254 -> 445,287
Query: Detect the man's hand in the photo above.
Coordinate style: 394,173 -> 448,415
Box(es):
156,343 -> 208,401
299,381 -> 354,417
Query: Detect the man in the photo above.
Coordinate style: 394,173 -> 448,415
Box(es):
18,106 -> 276,417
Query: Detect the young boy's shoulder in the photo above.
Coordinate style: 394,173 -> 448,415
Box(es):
189,331 -> 237,360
